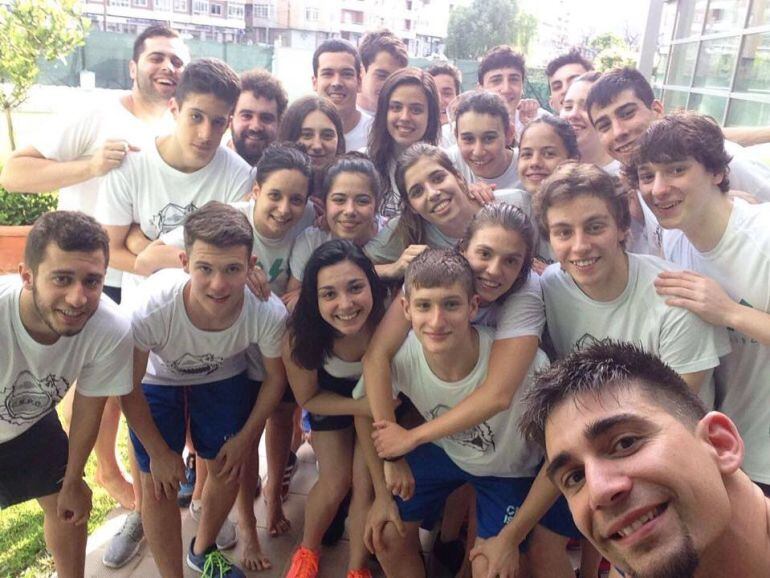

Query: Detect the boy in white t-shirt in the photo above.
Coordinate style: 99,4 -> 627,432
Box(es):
630,112 -> 770,493
120,203 -> 288,577
0,212 -> 133,577
359,249 -> 575,578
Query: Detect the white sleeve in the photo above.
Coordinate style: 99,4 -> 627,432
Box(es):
95,166 -> 135,227
253,294 -> 288,359
32,110 -> 101,162
659,308 -> 731,375
159,225 -> 185,249
494,273 -> 546,340
726,142 -> 770,203
225,159 -> 255,203
364,217 -> 404,264
288,231 -> 316,282
75,313 -> 134,397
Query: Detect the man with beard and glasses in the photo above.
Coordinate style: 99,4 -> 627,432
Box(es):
229,69 -> 288,166
0,211 -> 134,578
520,340 -> 770,578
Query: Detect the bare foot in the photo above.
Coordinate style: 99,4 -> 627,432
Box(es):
95,469 -> 135,510
241,532 -> 272,572
264,484 -> 291,536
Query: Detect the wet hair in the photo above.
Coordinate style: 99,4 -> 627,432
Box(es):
454,91 -> 510,137
25,211 -> 109,273
320,152 -> 382,209
544,49 -> 593,80
239,69 -> 289,120
585,67 -> 655,123
183,201 -> 253,255
278,95 -> 346,157
427,62 -> 462,95
312,38 -> 362,78
519,116 -> 580,161
175,58 -> 240,109
478,45 -> 526,84
393,142 -> 470,247
626,112 -> 732,193
404,248 -> 475,300
535,161 -> 631,241
359,30 -> 409,70
519,339 -> 707,449
368,68 -> 441,210
254,143 -> 313,198
288,239 -> 386,369
457,202 -> 535,300
132,25 -> 181,62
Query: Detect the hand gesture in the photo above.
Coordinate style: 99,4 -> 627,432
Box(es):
215,431 -> 253,483
654,270 -> 737,327
90,139 -> 140,177
246,265 -> 271,301
470,535 -> 521,578
57,478 -> 93,526
373,420 -> 417,459
384,458 -> 415,501
149,448 -> 186,500
364,495 -> 406,554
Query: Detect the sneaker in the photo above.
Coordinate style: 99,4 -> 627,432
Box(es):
102,511 -> 144,568
187,538 -> 245,577
189,500 -> 238,550
178,453 -> 197,507
346,569 -> 372,578
286,546 -> 319,578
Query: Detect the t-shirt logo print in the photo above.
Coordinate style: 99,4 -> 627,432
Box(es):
429,404 -> 496,453
0,370 -> 69,425
166,353 -> 225,376
150,202 -> 198,237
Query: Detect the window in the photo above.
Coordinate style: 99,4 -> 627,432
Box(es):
228,3 -> 244,18
155,0 -> 171,9
254,3 -> 269,18
735,32 -> 770,94
404,19 -> 411,30
704,0 -> 748,34
306,7 -> 319,21
688,93 -> 727,121
665,41 -> 698,86
210,2 -> 222,15
727,99 -> 770,126
673,0 -> 707,39
174,0 -> 187,10
109,0 -> 130,7
133,0 -> 148,7
692,35 -> 740,90
662,89 -> 688,112
192,0 -> 208,13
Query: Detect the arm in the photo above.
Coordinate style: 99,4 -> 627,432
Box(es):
373,335 -> 539,459
125,224 -> 152,256
281,277 -> 301,311
373,245 -> 429,282
56,391 -> 108,525
134,239 -> 184,277
103,224 -> 138,273
722,126 -> 770,148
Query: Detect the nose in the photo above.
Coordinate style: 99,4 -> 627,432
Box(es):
651,173 -> 669,197
309,134 -> 323,151
487,257 -> 502,277
66,283 -> 88,308
573,229 -> 591,253
198,119 -> 214,143
343,198 -> 357,215
530,151 -> 544,167
429,305 -> 445,328
585,459 -> 632,512
210,271 -> 228,294
277,197 -> 291,215
472,140 -> 484,157
611,116 -> 627,140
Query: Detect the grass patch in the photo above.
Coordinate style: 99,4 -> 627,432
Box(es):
0,413 -> 131,577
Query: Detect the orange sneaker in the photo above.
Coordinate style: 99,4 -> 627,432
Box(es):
346,569 -> 372,578
286,546 -> 319,578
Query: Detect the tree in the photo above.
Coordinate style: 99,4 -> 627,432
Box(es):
445,0 -> 520,59
0,0 -> 89,150
513,11 -> 538,56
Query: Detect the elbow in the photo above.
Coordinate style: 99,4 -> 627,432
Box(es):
133,252 -> 154,277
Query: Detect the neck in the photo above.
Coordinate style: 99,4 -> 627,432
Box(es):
356,93 -> 376,115
182,282 -> 243,331
332,324 -> 372,361
479,149 -> 513,180
423,327 -> 479,382
339,106 -> 361,133
581,251 -> 629,302
18,289 -> 59,345
438,198 -> 482,239
156,135 -> 203,173
580,140 -> 614,168
683,195 -> 733,253
123,90 -> 170,122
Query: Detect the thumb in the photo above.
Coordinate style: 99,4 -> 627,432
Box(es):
393,514 -> 406,537
128,144 -> 141,151
469,545 -> 481,560
372,420 -> 388,430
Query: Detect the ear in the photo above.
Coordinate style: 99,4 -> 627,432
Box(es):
180,251 -> 190,272
129,59 -> 137,83
249,254 -> 257,269
170,97 -> 180,120
400,293 -> 412,322
651,99 -> 664,118
695,411 -> 744,475
19,263 -> 33,290
312,76 -> 318,93
251,182 -> 261,201
468,293 -> 480,320
504,121 -> 516,145
712,170 -> 726,189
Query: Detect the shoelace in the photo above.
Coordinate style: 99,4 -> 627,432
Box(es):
202,550 -> 233,577
291,549 -> 318,577
119,514 -> 142,541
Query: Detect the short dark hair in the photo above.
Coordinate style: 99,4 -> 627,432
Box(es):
519,339 -> 707,448
132,25 -> 180,62
454,90 -> 510,136
585,67 -> 655,122
175,58 -> 241,109
519,116 -> 580,161
312,39 -> 362,78
288,239 -> 386,369
277,95 -> 346,157
544,48 -> 593,80
255,142 -> 313,194
478,45 -> 526,85
427,62 -> 462,95
359,30 -> 409,70
25,211 -> 109,273
321,152 -> 383,209
183,201 -> 253,255
404,248 -> 475,300
535,161 -> 631,240
627,112 -> 732,193
240,69 -> 289,120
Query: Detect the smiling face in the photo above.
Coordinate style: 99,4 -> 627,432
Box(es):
590,89 -> 663,166
403,156 -> 466,228
298,110 -> 339,168
362,51 -> 403,108
548,62 -> 589,113
481,66 -> 523,117
432,73 -> 459,125
457,111 -> 512,179
518,123 -> 571,194
636,158 -> 724,234
545,387 -> 732,578
130,35 -> 189,104
325,172 -> 377,244
313,51 -> 361,115
171,92 -> 232,171
463,225 -> 526,305
560,80 -> 600,153
387,84 -> 429,148
546,194 -> 629,301
317,259 -> 374,336
231,92 -> 279,165
252,168 -> 310,239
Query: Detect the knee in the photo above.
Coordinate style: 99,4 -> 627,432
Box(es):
375,522 -> 414,560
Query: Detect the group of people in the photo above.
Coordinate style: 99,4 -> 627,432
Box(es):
1,22 -> 769,578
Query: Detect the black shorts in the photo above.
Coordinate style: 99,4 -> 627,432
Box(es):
102,284 -> 121,304
0,411 -> 69,508
307,366 -> 357,432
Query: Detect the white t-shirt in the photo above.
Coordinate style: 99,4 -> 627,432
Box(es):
724,140 -> 770,202
474,273 -> 545,340
345,112 -> 374,152
448,146 -> 522,191
288,227 -> 333,282
160,199 -> 315,296
128,269 -> 286,386
662,199 -> 770,483
440,123 -> 456,150
32,94 -> 174,288
541,253 -> 730,407
385,327 -> 545,477
0,276 -> 133,443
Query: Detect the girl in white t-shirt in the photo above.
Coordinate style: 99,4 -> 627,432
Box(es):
283,240 -> 387,578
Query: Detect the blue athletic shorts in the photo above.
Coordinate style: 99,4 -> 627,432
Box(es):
130,372 -> 258,473
397,443 -> 578,539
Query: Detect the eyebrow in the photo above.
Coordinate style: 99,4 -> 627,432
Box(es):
615,103 -> 638,116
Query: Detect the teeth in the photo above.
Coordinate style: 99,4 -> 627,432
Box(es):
656,201 -> 680,210
616,507 -> 662,538
60,310 -> 82,318
572,258 -> 598,267
478,279 -> 500,289
432,200 -> 449,212
336,311 -> 358,321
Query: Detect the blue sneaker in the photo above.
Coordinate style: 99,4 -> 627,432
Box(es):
187,538 -> 245,577
177,453 -> 196,507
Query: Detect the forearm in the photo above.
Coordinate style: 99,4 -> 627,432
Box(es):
239,375 -> 286,439
301,391 -> 368,417
0,155 -> 95,192
363,350 -> 398,423
727,303 -> 770,346
722,126 -> 770,147
374,262 -> 404,281
355,415 -> 389,496
125,224 -> 152,256
109,243 -> 139,272
62,392 -> 108,483
134,241 -> 183,276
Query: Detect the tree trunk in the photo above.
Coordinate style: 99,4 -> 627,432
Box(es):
4,107 -> 16,151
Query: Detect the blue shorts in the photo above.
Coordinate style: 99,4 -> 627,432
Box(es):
397,443 -> 578,539
130,373 -> 258,473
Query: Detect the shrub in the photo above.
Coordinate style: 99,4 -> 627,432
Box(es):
0,187 -> 58,226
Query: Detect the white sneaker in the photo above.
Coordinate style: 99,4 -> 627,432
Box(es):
188,500 -> 237,550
